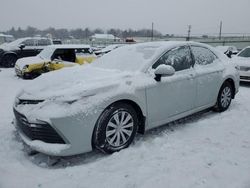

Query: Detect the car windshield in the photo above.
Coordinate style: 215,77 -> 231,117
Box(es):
3,38 -> 25,47
238,48 -> 250,58
92,44 -> 159,71
38,46 -> 55,59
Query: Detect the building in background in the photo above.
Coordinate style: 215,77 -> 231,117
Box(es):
90,34 -> 121,44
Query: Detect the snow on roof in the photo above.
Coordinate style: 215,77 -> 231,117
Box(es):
47,44 -> 91,49
4,37 -> 52,47
93,41 -> 203,72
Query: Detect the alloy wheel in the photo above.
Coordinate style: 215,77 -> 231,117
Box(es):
220,86 -> 232,108
106,111 -> 134,147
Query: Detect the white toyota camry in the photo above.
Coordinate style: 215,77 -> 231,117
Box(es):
233,46 -> 250,82
13,41 -> 240,156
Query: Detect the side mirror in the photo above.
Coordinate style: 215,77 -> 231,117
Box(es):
225,50 -> 233,58
154,64 -> 175,82
18,43 -> 25,50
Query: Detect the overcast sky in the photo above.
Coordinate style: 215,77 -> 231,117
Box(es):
1,0 -> 250,35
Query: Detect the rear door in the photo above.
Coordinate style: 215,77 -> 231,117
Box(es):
17,39 -> 37,58
190,45 -> 224,108
37,39 -> 52,53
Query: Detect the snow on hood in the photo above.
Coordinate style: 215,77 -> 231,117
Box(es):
0,43 -> 13,51
18,65 -> 132,100
16,56 -> 47,69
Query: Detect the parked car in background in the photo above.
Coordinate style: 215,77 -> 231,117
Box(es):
52,39 -> 62,44
0,37 -> 52,67
13,41 -> 239,156
232,46 -> 250,82
0,33 -> 14,44
94,44 -> 125,56
15,44 -> 96,79
216,45 -> 238,58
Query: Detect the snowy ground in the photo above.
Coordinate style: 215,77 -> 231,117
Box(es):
0,68 -> 250,188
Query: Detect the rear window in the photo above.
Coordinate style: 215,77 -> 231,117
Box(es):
38,39 -> 52,46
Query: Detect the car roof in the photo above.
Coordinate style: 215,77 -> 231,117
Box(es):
47,44 -> 91,49
131,41 -> 215,54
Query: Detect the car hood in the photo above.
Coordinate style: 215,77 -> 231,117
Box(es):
0,43 -> 18,51
18,65 -> 133,100
233,56 -> 250,67
16,56 -> 48,69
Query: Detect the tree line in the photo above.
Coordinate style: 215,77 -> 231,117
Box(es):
2,26 -> 164,39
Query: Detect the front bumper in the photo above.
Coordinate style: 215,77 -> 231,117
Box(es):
239,70 -> 250,82
13,106 -> 101,156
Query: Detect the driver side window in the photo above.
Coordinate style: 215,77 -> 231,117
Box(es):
152,46 -> 193,71
22,39 -> 35,46
52,49 -> 76,62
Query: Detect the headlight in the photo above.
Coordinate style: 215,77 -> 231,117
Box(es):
62,94 -> 95,104
22,65 -> 29,72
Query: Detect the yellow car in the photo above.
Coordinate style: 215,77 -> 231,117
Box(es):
15,44 -> 97,79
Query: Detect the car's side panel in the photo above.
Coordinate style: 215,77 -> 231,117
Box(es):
145,69 -> 197,129
194,60 -> 225,108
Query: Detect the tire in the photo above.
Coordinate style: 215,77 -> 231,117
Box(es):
214,81 -> 233,112
2,54 -> 17,67
93,103 -> 138,154
23,72 -> 41,80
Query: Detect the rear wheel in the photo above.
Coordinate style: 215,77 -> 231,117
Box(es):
2,54 -> 17,67
93,103 -> 138,154
214,82 -> 233,112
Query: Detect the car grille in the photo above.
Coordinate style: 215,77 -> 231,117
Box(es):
14,109 -> 65,144
240,76 -> 250,81
18,99 -> 44,105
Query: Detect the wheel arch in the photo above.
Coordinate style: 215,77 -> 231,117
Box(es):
3,51 -> 18,58
110,99 -> 146,134
102,99 -> 146,135
91,99 -> 146,151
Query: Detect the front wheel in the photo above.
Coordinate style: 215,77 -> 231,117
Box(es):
93,103 -> 138,154
214,82 -> 233,112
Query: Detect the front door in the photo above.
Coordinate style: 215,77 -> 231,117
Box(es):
146,46 -> 197,129
17,39 -> 38,58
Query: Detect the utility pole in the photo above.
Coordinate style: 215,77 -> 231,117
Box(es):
219,21 -> 222,40
151,22 -> 154,41
187,25 -> 191,41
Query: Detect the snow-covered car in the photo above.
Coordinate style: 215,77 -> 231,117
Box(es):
13,41 -> 239,156
232,46 -> 250,81
0,37 -> 52,67
94,44 -> 125,56
15,44 -> 97,79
